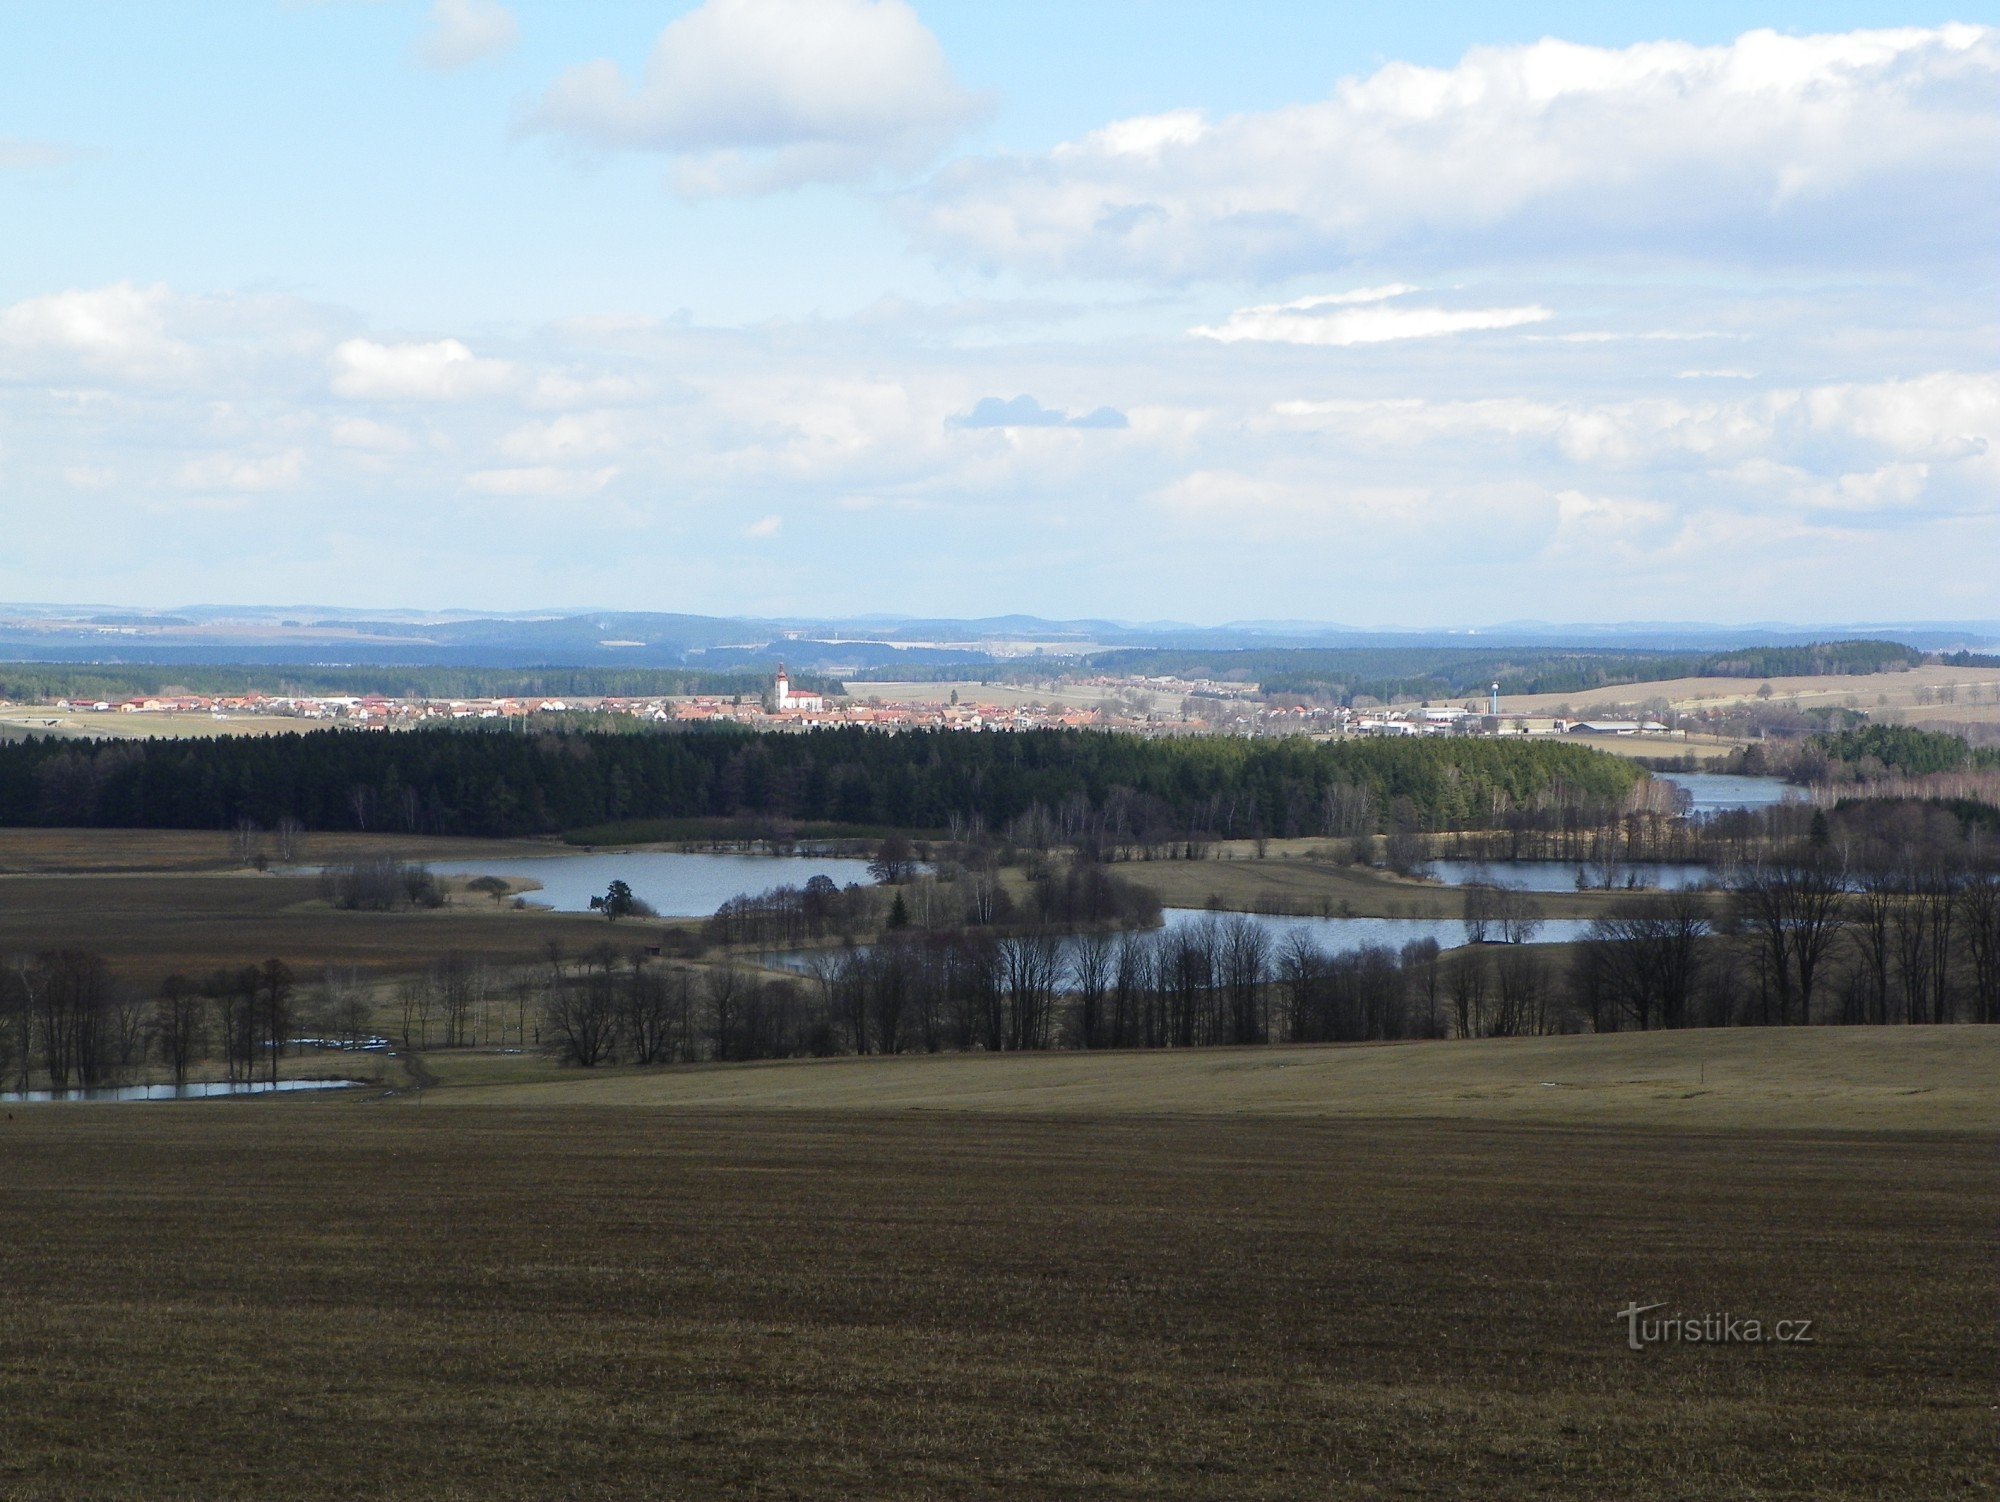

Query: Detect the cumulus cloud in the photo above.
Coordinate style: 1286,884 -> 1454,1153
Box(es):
499,411 -> 632,461
330,337 -> 518,401
909,24 -> 1999,280
526,0 -> 988,195
1192,288 -> 1551,346
1267,372 -> 2000,516
415,0 -> 518,70
743,513 -> 782,538
465,464 -> 619,498
175,449 -> 306,493
2,273 -> 1987,619
0,282 -> 191,382
949,394 -> 1129,429
329,417 -> 417,452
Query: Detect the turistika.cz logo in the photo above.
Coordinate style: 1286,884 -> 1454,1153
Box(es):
1616,1302 -> 1815,1350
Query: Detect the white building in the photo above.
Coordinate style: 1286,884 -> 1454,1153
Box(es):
773,665 -> 825,714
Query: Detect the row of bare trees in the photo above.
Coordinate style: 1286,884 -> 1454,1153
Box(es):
0,954 -> 302,1091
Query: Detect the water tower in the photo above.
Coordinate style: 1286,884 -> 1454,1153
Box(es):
1489,682 -> 1500,716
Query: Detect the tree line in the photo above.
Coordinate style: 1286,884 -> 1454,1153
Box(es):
1,953 -> 315,1092
0,662 -> 833,704
1076,640 -> 1923,705
0,724 -> 1645,841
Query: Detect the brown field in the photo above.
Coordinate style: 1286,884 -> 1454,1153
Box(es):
415,1024 -> 2000,1133
1566,731 -> 1746,762
0,827 -> 563,874
0,872 -> 647,986
0,834 -> 1666,992
0,1031 -> 1990,1500
1107,847 -> 1651,921
1495,662 -> 2000,725
844,678 -> 1183,713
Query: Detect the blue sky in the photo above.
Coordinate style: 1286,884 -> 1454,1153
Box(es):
0,2 -> 1994,623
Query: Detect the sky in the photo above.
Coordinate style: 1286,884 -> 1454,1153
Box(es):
0,1 -> 1994,626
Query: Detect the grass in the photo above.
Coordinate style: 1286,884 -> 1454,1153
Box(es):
565,816 -> 941,846
0,827 -> 563,874
0,1085 -> 1988,1499
0,872 -> 652,987
1107,848 -> 1659,920
414,1025 -> 2000,1133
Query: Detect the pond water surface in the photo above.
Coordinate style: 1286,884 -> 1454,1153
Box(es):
421,850 -> 880,916
1419,860 -> 1717,892
756,908 -> 1596,981
1,1079 -> 365,1104
1654,772 -> 1797,816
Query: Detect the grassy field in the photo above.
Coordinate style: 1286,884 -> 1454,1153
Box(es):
0,827 -> 563,874
411,1025 -> 2000,1132
1495,662 -> 2000,725
845,678 -> 1183,713
0,833 -> 1665,994
0,1033 -> 1990,1499
1104,847 -> 1639,920
0,872 -> 647,986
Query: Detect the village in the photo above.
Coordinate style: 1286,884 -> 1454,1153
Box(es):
10,667 -> 1677,742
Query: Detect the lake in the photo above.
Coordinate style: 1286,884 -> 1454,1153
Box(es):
1157,908 -> 1596,952
756,908 -> 1596,981
1654,772 -> 1797,816
1419,860 -> 1716,892
1,1079 -> 366,1104
420,851 -> 881,916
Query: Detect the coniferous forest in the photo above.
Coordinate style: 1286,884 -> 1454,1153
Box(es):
0,725 -> 1645,839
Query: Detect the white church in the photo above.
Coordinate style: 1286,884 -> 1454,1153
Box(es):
772,665 -> 825,713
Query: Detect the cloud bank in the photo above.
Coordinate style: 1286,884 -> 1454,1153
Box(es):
909,25 -> 1998,280
528,0 -> 988,195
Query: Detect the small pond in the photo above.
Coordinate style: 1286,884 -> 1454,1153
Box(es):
756,909 -> 1596,983
1654,772 -> 1798,816
1418,860 -> 1717,893
416,851 -> 880,917
1157,908 -> 1596,952
2,1079 -> 366,1104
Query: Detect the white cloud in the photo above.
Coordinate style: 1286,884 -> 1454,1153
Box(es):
743,513 -> 782,538
329,416 -> 416,452
330,338 -> 518,401
175,449 -> 306,493
465,464 -> 619,497
1,269 -> 1987,620
415,0 -> 518,71
1267,372 -> 2000,514
499,411 -> 631,461
1192,291 -> 1551,346
527,0 -> 987,195
911,25 -> 1998,280
0,282 -> 191,382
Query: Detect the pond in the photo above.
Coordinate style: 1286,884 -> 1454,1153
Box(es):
1,1079 -> 366,1104
1418,860 -> 1717,892
755,909 -> 1597,982
419,851 -> 881,916
1157,908 -> 1597,953
1654,772 -> 1798,816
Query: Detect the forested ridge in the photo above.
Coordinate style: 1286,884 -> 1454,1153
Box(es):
1078,639 -> 1924,703
0,662 -> 830,702
1813,725 -> 2000,778
0,726 -> 1645,838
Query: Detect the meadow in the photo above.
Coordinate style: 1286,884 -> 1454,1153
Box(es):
0,1028 -> 1989,1500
